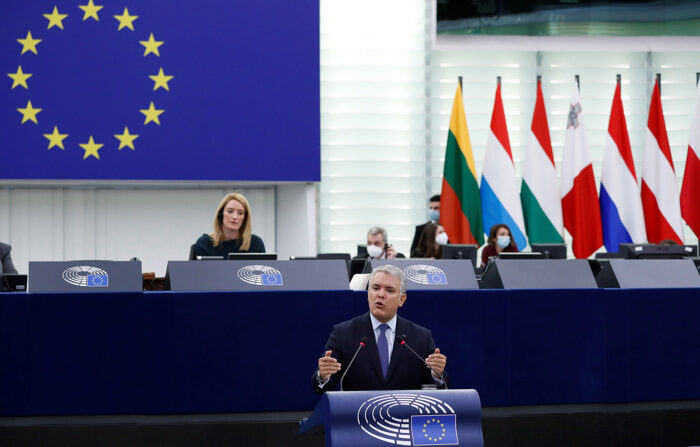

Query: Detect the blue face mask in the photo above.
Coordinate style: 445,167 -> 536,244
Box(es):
496,235 -> 511,248
428,209 -> 440,222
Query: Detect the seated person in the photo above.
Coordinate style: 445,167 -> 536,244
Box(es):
1,243 -> 18,292
313,264 -> 448,392
354,226 -> 405,260
411,223 -> 448,259
410,194 -> 441,255
194,193 -> 265,257
480,223 -> 519,267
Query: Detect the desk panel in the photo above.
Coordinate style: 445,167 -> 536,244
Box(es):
1,288 -> 699,416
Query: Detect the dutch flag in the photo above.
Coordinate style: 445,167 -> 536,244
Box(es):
599,78 -> 647,252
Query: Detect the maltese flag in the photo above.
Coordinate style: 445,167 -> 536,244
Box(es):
560,81 -> 603,258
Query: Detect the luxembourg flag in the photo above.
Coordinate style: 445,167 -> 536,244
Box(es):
680,81 -> 700,238
599,79 -> 647,252
641,78 -> 684,244
560,81 -> 603,259
481,80 -> 527,250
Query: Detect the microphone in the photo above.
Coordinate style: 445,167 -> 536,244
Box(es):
399,335 -> 448,389
340,337 -> 368,391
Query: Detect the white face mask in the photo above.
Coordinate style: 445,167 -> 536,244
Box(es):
366,244 -> 383,258
435,232 -> 448,246
496,235 -> 511,248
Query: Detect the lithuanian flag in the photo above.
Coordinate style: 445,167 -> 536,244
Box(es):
440,82 -> 484,245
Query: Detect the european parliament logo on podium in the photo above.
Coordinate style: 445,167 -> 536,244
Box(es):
357,393 -> 460,446
62,266 -> 109,287
29,261 -> 141,292
300,389 -> 483,447
404,265 -> 448,285
237,265 -> 284,286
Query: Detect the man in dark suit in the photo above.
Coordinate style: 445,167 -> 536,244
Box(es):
1,242 -> 19,292
313,264 -> 447,392
353,226 -> 406,260
0,243 -> 18,276
410,195 -> 441,255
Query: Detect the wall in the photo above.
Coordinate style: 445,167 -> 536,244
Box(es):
0,185 -> 320,276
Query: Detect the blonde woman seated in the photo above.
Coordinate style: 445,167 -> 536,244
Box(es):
411,223 -> 448,259
194,193 -> 265,257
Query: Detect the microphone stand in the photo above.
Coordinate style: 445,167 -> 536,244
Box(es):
399,335 -> 448,389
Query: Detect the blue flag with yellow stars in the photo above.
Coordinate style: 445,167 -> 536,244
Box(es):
1,0 -> 319,181
411,414 -> 459,446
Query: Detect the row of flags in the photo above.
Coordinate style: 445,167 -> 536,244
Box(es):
440,77 -> 700,258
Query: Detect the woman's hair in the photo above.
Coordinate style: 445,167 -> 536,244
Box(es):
412,223 -> 442,259
211,193 -> 253,251
487,223 -> 518,250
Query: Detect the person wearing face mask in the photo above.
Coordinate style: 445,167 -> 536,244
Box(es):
411,223 -> 448,259
194,193 -> 266,257
410,195 -> 441,256
480,223 -> 519,267
354,226 -> 406,260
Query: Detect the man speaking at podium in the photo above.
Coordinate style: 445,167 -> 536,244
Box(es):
313,265 -> 448,392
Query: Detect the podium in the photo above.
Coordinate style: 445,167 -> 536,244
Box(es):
300,389 -> 483,447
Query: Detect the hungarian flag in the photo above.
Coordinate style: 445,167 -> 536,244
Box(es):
599,79 -> 647,252
641,79 -> 684,244
481,81 -> 527,250
560,82 -> 603,258
680,81 -> 700,238
440,82 -> 484,245
520,78 -> 563,244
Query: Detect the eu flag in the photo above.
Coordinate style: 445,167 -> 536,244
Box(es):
1,0 -> 319,181
426,273 -> 447,284
86,274 -> 109,287
410,414 -> 459,446
261,274 -> 282,285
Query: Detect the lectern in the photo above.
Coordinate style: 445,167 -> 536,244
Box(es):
300,389 -> 483,447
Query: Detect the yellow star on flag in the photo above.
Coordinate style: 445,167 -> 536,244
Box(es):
140,101 -> 164,125
17,100 -> 42,124
149,68 -> 173,91
43,6 -> 68,30
139,33 -> 163,57
114,126 -> 139,150
78,0 -> 103,21
43,126 -> 69,150
7,66 -> 32,90
17,31 -> 42,55
79,136 -> 103,159
114,7 -> 138,31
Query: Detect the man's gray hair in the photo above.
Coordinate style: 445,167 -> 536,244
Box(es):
369,264 -> 406,295
367,226 -> 387,243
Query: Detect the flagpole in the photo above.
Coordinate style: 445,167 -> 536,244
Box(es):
575,74 -> 580,92
458,76 -> 462,90
696,72 -> 699,87
656,73 -> 661,95
497,76 -> 501,86
616,74 -> 621,85
537,75 -> 541,85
